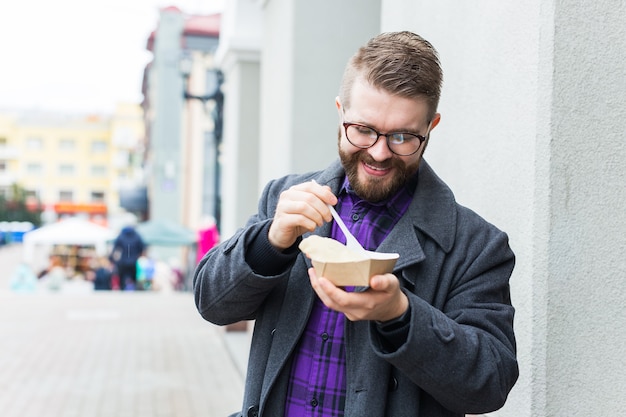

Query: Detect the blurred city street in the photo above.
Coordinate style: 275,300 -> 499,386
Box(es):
0,243 -> 249,417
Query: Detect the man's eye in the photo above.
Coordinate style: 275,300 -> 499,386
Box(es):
389,133 -> 407,144
355,126 -> 374,136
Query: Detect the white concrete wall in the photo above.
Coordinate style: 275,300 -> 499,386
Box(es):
220,60 -> 261,239
258,0 -> 295,188
181,52 -> 216,231
382,1 -> 626,416
258,0 -> 381,188
382,2 -> 540,415
215,0 -> 263,239
220,0 -> 626,415
545,2 -> 626,415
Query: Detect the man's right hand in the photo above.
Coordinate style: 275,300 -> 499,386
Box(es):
268,181 -> 337,250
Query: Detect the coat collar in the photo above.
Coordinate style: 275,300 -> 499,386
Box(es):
405,159 -> 457,254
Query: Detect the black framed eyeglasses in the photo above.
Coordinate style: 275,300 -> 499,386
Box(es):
342,122 -> 430,156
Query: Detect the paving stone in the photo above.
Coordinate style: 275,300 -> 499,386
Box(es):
1,244 -> 247,417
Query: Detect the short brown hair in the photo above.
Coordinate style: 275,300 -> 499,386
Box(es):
339,31 -> 443,122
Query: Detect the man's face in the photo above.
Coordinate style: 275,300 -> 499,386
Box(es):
337,77 -> 439,202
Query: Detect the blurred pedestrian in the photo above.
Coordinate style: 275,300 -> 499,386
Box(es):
39,255 -> 67,292
136,253 -> 155,291
10,263 -> 38,293
110,226 -> 145,291
93,256 -> 113,291
152,260 -> 176,293
196,216 -> 219,264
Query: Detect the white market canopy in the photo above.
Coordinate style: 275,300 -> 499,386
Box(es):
22,218 -> 117,262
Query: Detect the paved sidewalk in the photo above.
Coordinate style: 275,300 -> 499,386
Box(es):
0,244 -> 250,417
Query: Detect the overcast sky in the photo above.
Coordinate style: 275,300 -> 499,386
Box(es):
0,0 -> 224,114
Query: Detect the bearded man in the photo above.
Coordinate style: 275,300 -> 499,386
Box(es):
194,31 -> 518,417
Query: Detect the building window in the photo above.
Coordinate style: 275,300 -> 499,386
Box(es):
59,164 -> 75,176
114,149 -> 130,169
91,140 -> 107,153
26,137 -> 43,150
59,190 -> 73,201
0,160 -> 6,172
26,163 -> 43,175
25,189 -> 39,199
91,165 -> 107,177
91,191 -> 105,202
59,138 -> 76,151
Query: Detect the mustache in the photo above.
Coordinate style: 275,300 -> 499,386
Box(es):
361,155 -> 392,169
359,152 -> 403,171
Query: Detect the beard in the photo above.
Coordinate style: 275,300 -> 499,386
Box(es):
338,136 -> 422,203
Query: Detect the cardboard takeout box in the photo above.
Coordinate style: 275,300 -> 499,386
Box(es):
299,235 -> 399,286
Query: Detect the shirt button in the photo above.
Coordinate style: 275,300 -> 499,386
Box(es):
388,376 -> 399,391
321,332 -> 329,341
352,213 -> 360,221
311,398 -> 319,407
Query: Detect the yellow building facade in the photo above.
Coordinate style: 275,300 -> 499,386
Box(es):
0,104 -> 144,226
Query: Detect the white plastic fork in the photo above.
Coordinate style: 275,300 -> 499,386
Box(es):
312,180 -> 366,253
327,203 -> 367,253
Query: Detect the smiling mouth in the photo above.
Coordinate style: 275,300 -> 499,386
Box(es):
363,161 -> 392,175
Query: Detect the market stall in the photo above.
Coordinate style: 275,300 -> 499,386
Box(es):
22,217 -> 116,272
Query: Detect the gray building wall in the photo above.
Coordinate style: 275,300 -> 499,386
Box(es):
148,10 -> 185,224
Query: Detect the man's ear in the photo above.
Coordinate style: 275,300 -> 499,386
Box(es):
429,113 -> 441,130
335,96 -> 342,114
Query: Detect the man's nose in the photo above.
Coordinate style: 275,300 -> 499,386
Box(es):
368,134 -> 394,160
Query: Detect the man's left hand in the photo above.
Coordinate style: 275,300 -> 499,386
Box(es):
308,268 -> 409,322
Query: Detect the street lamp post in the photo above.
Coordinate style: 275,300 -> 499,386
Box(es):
180,56 -> 224,232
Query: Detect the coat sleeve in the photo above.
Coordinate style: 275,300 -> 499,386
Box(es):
192,174 -> 307,326
371,206 -> 518,414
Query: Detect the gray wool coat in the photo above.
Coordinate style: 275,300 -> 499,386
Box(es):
193,159 -> 518,417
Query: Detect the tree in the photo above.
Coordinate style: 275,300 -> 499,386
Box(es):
0,183 -> 42,226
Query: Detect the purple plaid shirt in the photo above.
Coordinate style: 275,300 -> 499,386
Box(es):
284,174 -> 417,416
